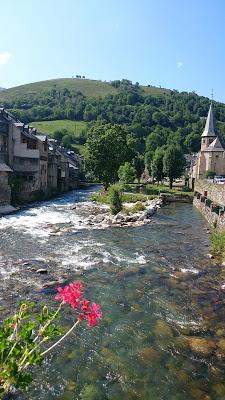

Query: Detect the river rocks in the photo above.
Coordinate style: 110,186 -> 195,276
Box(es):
36,268 -> 48,274
93,214 -> 105,223
42,280 -> 61,288
154,319 -> 174,338
81,196 -> 163,230
140,346 -> 161,363
80,384 -> 103,400
207,253 -> 214,259
187,337 -> 216,356
212,383 -> 225,397
138,206 -> 156,221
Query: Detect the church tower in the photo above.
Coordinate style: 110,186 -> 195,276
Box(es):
194,102 -> 225,178
201,102 -> 216,151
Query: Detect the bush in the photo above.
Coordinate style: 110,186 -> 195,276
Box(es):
211,231 -> 225,256
205,198 -> 212,208
130,202 -> 146,213
109,184 -> 123,215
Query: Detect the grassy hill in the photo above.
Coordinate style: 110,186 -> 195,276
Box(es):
31,120 -> 87,136
0,78 -> 169,103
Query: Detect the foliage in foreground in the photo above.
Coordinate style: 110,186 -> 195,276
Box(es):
211,231 -> 225,258
0,282 -> 102,399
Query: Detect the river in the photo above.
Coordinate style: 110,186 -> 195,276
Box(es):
0,186 -> 225,400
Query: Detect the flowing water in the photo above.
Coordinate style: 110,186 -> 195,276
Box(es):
0,187 -> 225,400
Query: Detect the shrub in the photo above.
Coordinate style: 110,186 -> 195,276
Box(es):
205,198 -> 212,208
211,231 -> 225,256
130,202 -> 146,213
109,184 -> 123,215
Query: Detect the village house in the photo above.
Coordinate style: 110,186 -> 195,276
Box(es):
35,133 -> 48,195
0,109 -> 13,206
0,109 -> 83,209
192,103 -> 225,178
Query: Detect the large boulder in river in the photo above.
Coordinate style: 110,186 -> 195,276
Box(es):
138,207 -> 156,221
93,214 -> 105,223
187,337 -> 216,356
154,320 -> 174,338
113,213 -> 125,222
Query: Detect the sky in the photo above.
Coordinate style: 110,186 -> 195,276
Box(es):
1,0 -> 225,102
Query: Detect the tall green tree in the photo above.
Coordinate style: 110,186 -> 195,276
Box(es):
151,147 -> 165,183
86,123 -> 130,189
145,150 -> 154,178
163,145 -> 186,189
118,162 -> 135,183
133,154 -> 145,184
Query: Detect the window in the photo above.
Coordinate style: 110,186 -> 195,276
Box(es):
0,122 -> 9,134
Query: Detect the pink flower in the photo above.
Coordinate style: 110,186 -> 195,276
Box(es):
86,303 -> 102,327
55,282 -> 102,327
55,281 -> 84,310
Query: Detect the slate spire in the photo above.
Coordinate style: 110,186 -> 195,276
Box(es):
201,102 -> 216,137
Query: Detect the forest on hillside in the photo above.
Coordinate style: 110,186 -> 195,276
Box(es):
1,79 -> 225,156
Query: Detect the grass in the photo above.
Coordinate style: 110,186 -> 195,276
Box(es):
90,191 -> 156,204
211,231 -> 225,259
123,183 -> 193,198
0,78 -> 170,104
31,120 -> 87,156
31,120 -> 87,137
0,78 -> 118,102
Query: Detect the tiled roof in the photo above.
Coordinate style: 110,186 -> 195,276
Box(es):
205,136 -> 225,151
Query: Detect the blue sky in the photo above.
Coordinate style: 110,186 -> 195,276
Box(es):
1,0 -> 225,102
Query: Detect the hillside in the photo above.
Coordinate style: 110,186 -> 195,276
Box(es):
0,78 -> 169,103
1,77 -> 225,159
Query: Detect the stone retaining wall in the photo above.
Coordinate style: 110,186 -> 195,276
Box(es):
193,197 -> 225,231
194,179 -> 225,206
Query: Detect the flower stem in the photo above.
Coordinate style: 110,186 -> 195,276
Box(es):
41,320 -> 80,356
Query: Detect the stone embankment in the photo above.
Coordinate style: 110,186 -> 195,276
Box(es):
193,180 -> 225,230
84,197 -> 164,229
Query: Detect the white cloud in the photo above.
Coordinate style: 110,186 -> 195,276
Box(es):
0,52 -> 12,65
177,61 -> 183,68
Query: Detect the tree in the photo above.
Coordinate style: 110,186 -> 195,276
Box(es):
145,150 -> 154,177
118,162 -> 135,183
133,154 -> 145,184
146,131 -> 164,153
184,132 -> 201,153
62,134 -> 72,147
151,147 -> 165,183
52,130 -> 63,141
109,184 -> 123,215
163,145 -> 186,189
86,123 -> 130,190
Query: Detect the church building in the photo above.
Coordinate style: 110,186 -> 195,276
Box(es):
193,103 -> 225,178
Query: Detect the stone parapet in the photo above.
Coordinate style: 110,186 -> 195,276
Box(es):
193,197 -> 225,231
194,179 -> 225,206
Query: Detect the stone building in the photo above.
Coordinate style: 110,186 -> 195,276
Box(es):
193,103 -> 225,178
35,134 -> 48,194
0,108 -> 83,207
12,123 -> 40,202
0,109 -> 13,205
